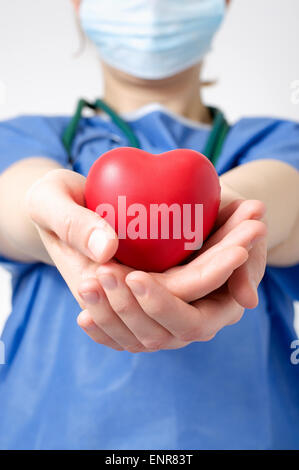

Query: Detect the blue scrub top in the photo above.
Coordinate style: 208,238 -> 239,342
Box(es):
0,103 -> 299,450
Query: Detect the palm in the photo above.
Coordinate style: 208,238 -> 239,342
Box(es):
94,196 -> 267,309
76,194 -> 267,351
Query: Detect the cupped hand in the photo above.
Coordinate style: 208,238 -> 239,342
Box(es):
77,185 -> 267,352
25,168 -> 119,306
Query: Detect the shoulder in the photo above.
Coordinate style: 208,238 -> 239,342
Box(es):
230,116 -> 299,141
0,114 -> 71,138
0,114 -> 72,172
218,116 -> 299,173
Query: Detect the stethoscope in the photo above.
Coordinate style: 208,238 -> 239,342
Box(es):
62,98 -> 230,167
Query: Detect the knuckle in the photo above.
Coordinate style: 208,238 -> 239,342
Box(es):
94,337 -> 106,345
62,214 -> 75,245
178,326 -> 203,343
229,311 -> 243,325
126,344 -> 146,354
142,332 -> 171,350
142,341 -> 162,351
200,333 -> 216,342
95,338 -> 121,351
114,303 -> 131,317
104,341 -> 122,351
142,334 -> 169,351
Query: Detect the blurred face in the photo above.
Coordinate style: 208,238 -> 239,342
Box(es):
71,0 -> 231,8
71,0 -> 231,7
73,1 -> 229,81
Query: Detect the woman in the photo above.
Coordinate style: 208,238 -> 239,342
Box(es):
0,0 -> 298,450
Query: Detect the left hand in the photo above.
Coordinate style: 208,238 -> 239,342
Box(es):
77,186 -> 267,352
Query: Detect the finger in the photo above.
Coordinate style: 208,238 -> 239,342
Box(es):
78,278 -> 147,353
227,263 -> 257,309
215,199 -> 265,231
166,219 -> 266,279
126,272 -> 244,342
197,219 -> 267,264
26,169 -> 118,263
154,246 -> 248,303
77,310 -> 125,351
228,235 -> 267,309
157,219 -> 266,303
125,271 -> 214,342
215,199 -> 244,228
37,227 -> 97,308
202,203 -> 266,253
96,264 -> 173,350
192,284 -> 245,334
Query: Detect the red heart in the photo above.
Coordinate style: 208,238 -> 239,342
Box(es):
85,147 -> 220,272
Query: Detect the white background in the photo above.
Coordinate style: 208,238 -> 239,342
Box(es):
0,0 -> 298,333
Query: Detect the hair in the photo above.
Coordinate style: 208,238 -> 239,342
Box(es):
72,9 -> 87,57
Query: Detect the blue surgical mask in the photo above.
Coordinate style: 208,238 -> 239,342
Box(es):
80,0 -> 225,80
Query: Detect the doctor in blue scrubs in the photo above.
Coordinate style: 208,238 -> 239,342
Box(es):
0,0 -> 299,450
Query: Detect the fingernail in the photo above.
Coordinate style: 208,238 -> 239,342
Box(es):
95,219 -> 117,240
126,280 -> 146,296
88,228 -> 110,260
80,291 -> 100,305
99,273 -> 117,290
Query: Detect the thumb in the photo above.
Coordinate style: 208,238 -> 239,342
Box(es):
26,171 -> 118,263
58,202 -> 119,264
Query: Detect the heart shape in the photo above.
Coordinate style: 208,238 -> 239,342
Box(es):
85,147 -> 220,272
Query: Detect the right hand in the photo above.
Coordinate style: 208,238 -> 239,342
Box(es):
77,197 -> 267,353
25,167 -> 119,318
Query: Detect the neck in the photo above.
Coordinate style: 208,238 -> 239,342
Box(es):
101,62 -> 212,125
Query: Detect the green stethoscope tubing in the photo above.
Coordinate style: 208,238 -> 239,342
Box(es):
62,98 -> 230,167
